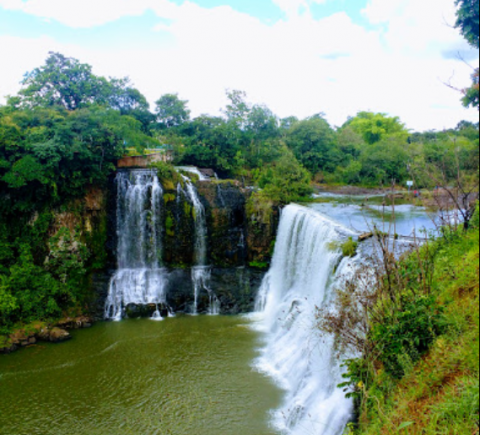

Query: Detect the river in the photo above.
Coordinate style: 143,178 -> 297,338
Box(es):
0,316 -> 281,435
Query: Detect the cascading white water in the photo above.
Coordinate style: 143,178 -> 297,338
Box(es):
192,267 -> 220,316
180,175 -> 220,314
176,166 -> 210,181
255,204 -> 357,435
105,170 -> 168,320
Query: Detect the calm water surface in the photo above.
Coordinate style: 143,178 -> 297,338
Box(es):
0,316 -> 282,435
308,197 -> 437,237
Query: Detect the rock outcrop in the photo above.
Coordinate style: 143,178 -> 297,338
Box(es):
0,316 -> 94,354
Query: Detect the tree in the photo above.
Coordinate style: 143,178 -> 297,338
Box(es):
107,78 -> 149,114
455,0 -> 480,48
462,68 -> 480,109
155,94 -> 191,129
255,149 -> 313,204
285,115 -> 337,174
223,90 -> 250,126
18,52 -> 108,110
348,112 -> 408,145
359,137 -> 410,185
245,105 -> 279,141
455,0 -> 480,109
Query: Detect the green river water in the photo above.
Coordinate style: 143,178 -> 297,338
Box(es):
0,316 -> 282,435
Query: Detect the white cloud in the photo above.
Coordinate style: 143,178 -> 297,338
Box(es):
363,0 -> 461,54
0,0 -> 478,131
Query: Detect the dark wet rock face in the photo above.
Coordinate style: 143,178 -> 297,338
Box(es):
165,267 -> 265,315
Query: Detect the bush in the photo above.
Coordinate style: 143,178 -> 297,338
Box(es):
255,151 -> 313,205
342,237 -> 359,257
370,294 -> 447,378
328,237 -> 358,257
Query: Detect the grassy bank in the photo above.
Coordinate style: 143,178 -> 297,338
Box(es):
334,211 -> 479,434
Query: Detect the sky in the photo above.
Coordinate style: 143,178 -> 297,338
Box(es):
0,0 -> 478,131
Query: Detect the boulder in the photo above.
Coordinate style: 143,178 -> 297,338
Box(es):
48,328 -> 71,343
125,303 -> 145,319
38,328 -> 51,342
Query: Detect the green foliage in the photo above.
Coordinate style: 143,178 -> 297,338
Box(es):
0,276 -> 17,333
342,237 -> 359,258
348,112 -> 409,145
249,261 -> 269,270
328,237 -> 359,257
455,0 -> 480,48
46,227 -> 89,286
0,106 -> 157,214
455,0 -> 480,109
15,52 -> 151,119
166,213 -> 175,237
359,137 -> 410,185
285,115 -> 337,174
371,294 -> 446,378
155,94 -> 191,129
462,68 -> 479,109
254,150 -> 313,205
334,225 -> 480,435
7,244 -> 64,322
151,161 -> 182,190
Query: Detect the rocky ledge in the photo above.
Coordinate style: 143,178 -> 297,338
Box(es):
0,316 -> 94,355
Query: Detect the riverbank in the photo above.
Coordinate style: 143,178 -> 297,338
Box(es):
345,211 -> 479,434
0,315 -> 94,354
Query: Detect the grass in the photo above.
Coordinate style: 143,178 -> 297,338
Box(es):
328,237 -> 359,258
353,224 -> 479,435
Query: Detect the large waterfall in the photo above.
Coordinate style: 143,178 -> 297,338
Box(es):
105,170 -> 168,320
255,204 -> 357,435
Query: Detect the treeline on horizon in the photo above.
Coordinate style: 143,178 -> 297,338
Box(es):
1,52 -> 479,214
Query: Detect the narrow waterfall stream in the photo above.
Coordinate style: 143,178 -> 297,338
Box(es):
255,204 -> 359,435
181,175 -> 220,315
105,170 -> 167,321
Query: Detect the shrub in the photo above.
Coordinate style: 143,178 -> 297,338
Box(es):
342,237 -> 359,257
370,294 -> 447,378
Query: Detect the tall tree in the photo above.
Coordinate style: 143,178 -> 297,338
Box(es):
347,112 -> 408,145
107,78 -> 150,114
455,0 -> 480,109
286,115 -> 337,174
455,0 -> 480,48
155,94 -> 191,129
18,52 -> 108,110
223,90 -> 250,127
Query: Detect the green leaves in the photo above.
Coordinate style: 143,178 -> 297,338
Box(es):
398,422 -> 414,431
286,115 -> 336,174
348,112 -> 409,145
455,0 -> 480,49
2,155 -> 48,188
155,94 -> 191,129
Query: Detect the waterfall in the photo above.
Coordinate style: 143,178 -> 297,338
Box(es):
181,175 -> 220,314
105,170 -> 168,320
255,204 -> 357,435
